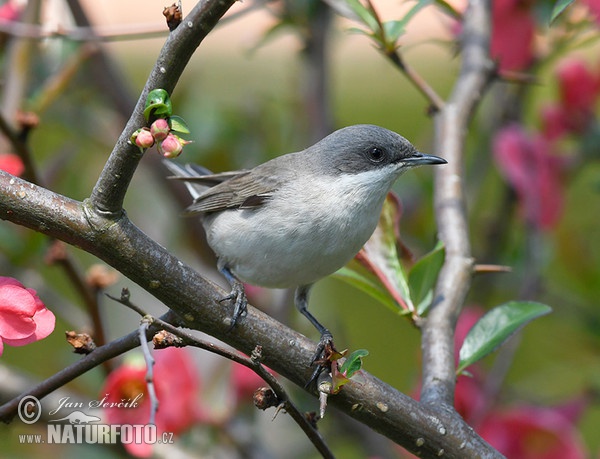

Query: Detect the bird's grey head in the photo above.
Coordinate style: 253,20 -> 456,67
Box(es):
309,124 -> 446,176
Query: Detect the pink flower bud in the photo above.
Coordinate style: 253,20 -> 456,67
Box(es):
158,133 -> 190,158
150,118 -> 170,141
132,128 -> 155,149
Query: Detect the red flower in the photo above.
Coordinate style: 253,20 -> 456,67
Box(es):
0,154 -> 25,177
479,406 -> 587,459
490,0 -> 535,72
0,276 -> 55,356
493,124 -> 565,230
101,347 -> 206,457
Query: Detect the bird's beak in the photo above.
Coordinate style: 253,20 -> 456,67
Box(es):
404,152 -> 447,165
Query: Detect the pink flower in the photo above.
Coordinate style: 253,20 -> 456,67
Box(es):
0,1 -> 23,22
133,128 -> 155,149
157,133 -> 190,158
150,118 -> 170,141
540,105 -> 570,141
493,124 -> 565,230
101,347 -> 206,457
0,154 -> 25,176
490,0 -> 535,72
0,277 -> 55,356
479,406 -> 587,459
582,0 -> 600,25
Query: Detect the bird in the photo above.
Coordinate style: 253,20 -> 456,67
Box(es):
164,124 -> 446,374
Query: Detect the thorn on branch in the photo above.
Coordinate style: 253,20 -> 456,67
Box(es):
473,264 -> 513,274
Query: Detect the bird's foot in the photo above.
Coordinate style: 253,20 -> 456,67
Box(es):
219,283 -> 247,331
306,331 -> 336,387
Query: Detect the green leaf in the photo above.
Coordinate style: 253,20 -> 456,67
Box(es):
457,301 -> 552,374
382,20 -> 405,44
334,265 -> 404,314
408,241 -> 445,314
356,194 -> 414,312
384,0 -> 432,43
144,89 -> 172,121
339,349 -> 369,378
344,0 -> 380,31
168,115 -> 190,134
550,0 -> 575,24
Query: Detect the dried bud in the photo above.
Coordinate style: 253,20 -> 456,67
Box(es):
163,4 -> 182,31
65,331 -> 96,355
158,133 -> 190,158
150,118 -> 170,141
253,387 -> 279,411
131,127 -> 155,149
153,330 -> 185,348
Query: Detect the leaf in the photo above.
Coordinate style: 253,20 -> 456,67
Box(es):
339,349 -> 369,378
143,89 -> 172,121
382,20 -> 405,44
334,265 -> 405,314
457,301 -> 552,374
550,0 -> 575,24
344,0 -> 380,32
355,194 -> 414,312
408,241 -> 445,314
384,0 -> 432,44
168,115 -> 190,134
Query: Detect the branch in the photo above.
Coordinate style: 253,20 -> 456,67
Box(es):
110,292 -> 335,459
0,310 -> 181,422
89,0 -> 236,215
0,172 -> 498,457
422,0 -> 496,409
0,0 -> 501,455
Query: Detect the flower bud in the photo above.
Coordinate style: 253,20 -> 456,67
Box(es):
150,118 -> 170,141
158,133 -> 190,158
131,128 -> 155,149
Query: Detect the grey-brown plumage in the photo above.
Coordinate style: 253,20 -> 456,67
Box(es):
165,124 -> 446,379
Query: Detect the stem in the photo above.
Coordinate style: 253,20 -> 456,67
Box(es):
89,0 -> 236,215
421,0 -> 496,409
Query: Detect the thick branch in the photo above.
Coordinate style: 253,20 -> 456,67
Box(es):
0,170 -> 498,457
422,0 -> 496,409
89,0 -> 236,216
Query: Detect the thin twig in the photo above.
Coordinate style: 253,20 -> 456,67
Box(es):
138,319 -> 158,426
108,291 -> 335,459
385,50 -> 445,113
0,309 -> 179,423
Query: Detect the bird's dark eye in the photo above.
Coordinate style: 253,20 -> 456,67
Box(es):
366,147 -> 386,163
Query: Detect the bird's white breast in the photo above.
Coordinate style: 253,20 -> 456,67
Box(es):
204,167 -> 398,288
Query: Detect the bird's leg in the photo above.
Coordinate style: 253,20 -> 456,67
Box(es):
218,263 -> 247,331
295,285 -> 335,385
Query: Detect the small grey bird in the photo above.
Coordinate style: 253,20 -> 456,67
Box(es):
165,124 -> 446,371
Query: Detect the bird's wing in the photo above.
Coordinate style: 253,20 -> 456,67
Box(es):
184,170 -> 284,214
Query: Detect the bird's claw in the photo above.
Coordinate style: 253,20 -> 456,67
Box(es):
306,331 -> 335,387
219,284 -> 247,331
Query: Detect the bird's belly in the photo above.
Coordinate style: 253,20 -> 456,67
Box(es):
204,205 -> 378,288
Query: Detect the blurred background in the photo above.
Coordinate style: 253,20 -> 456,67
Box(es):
1,0 -> 600,457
